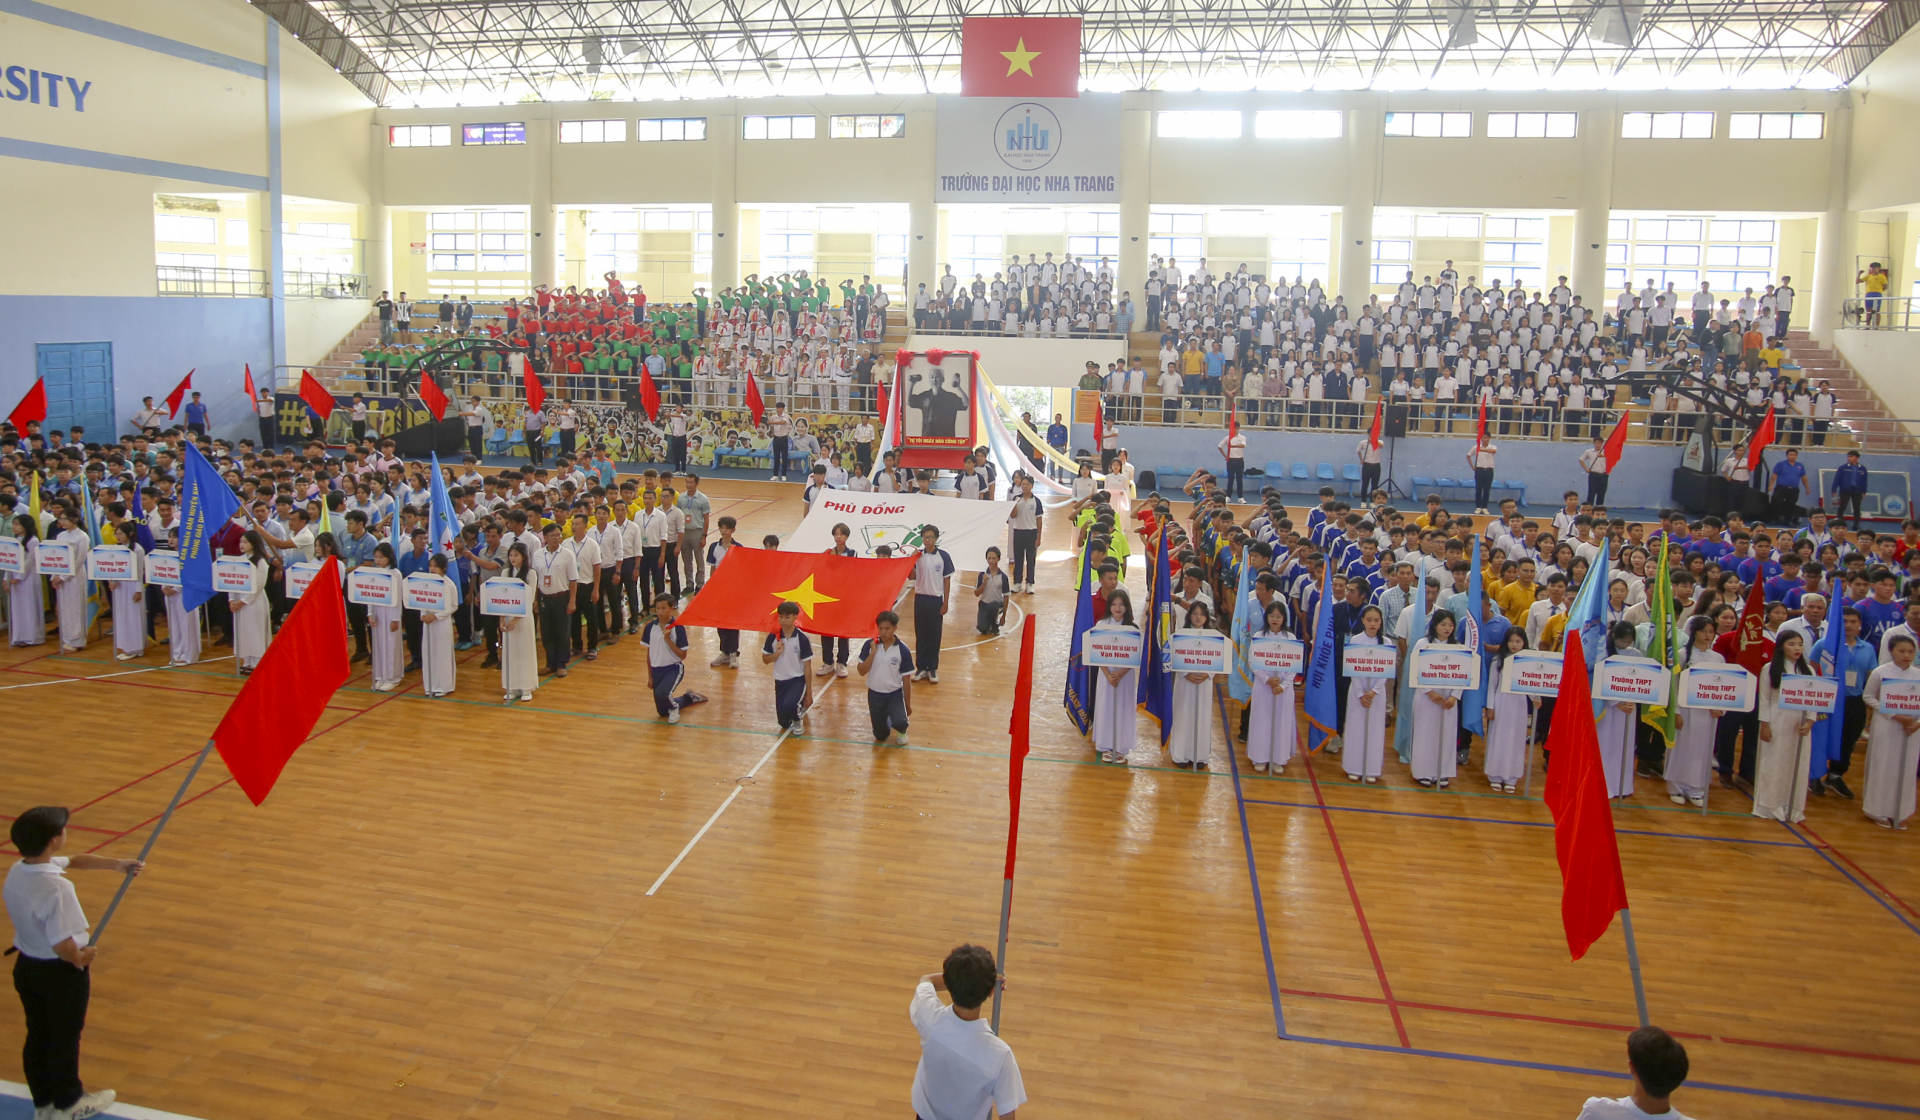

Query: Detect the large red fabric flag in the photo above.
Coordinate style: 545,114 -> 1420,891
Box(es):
744,370 -> 766,425
7,379 -> 47,431
1369,398 -> 1383,450
1092,393 -> 1106,464
298,370 -> 336,421
211,557 -> 351,804
1747,403 -> 1776,472
1542,629 -> 1630,960
1004,614 -> 1035,879
960,16 -> 1081,97
242,363 -> 256,400
165,370 -> 194,419
1227,399 -> 1238,444
677,549 -> 918,639
638,365 -> 662,422
1475,396 -> 1488,449
1731,576 -> 1770,675
418,372 -> 450,421
524,367 -> 546,414
1603,409 -> 1631,472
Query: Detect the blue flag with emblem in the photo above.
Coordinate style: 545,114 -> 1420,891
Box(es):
1304,564 -> 1340,751
1137,524 -> 1175,745
178,442 -> 242,613
1393,565 -> 1427,764
1810,602 -> 1847,781
1562,538 -> 1611,713
1461,533 -> 1488,736
427,452 -> 463,604
1228,552 -> 1257,704
1064,533 -> 1096,736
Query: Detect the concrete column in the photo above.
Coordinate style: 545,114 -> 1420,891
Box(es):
1571,108 -> 1616,307
908,107 -> 938,295
710,109 -> 740,290
1337,107 -> 1380,309
528,117 -> 556,289
265,23 -> 285,378
366,122 -> 392,296
1809,100 -> 1855,342
1118,105 -> 1151,299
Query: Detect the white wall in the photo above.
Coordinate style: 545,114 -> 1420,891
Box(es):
285,297 -> 371,370
1832,329 -> 1920,437
1850,24 -> 1920,215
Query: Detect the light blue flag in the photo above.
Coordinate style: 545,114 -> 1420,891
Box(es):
1563,540 -> 1611,713
1393,565 -> 1428,764
1810,607 -> 1847,781
427,452 -> 462,604
1228,553 -> 1257,704
1461,534 -> 1488,736
1304,565 -> 1340,751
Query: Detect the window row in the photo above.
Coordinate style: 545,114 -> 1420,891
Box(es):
395,114 -> 908,147
1608,218 -> 1776,242
1157,109 -> 1825,140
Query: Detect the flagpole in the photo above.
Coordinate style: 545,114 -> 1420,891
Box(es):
992,615 -> 1036,1036
1619,907 -> 1651,1028
1523,702 -> 1538,800
90,738 -> 218,947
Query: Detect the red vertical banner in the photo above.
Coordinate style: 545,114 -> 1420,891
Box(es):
1005,613 -> 1035,879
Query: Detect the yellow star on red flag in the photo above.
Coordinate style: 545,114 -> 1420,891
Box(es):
771,574 -> 840,618
1001,38 -> 1040,77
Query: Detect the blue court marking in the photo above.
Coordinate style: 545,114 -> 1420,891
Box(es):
1779,820 -> 1920,939
1242,796 -> 1808,847
1217,690 -> 1285,1036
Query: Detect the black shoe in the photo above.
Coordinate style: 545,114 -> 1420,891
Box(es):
480,656 -> 500,669
1810,779 -> 1827,797
351,650 -> 370,664
404,661 -> 421,673
1733,775 -> 1754,796
1827,776 -> 1855,800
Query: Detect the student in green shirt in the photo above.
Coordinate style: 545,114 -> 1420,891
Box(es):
694,288 -> 710,338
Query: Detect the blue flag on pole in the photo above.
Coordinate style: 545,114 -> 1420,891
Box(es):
427,452 -> 463,604
1228,552 -> 1257,704
1137,525 -> 1176,745
1393,566 -> 1428,764
178,442 -> 242,613
1461,534 -> 1488,736
1304,564 -> 1340,751
1562,540 -> 1611,713
1063,535 -> 1096,736
1811,606 -> 1847,780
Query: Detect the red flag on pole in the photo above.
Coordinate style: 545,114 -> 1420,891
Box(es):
1603,409 -> 1631,472
639,365 -> 662,422
7,379 -> 47,431
1227,399 -> 1238,443
1542,629 -> 1631,960
242,364 -> 257,400
1731,576 -> 1771,675
165,370 -> 195,419
1475,396 -> 1488,449
1747,403 -> 1776,472
418,372 -> 450,421
1005,614 -> 1035,878
211,557 -> 352,804
1092,393 -> 1106,467
298,370 -> 336,421
1369,398 -> 1383,450
524,367 -> 546,414
744,370 -> 766,425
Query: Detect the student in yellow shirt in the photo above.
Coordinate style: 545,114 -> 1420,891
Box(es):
1858,262 -> 1889,326
1497,558 -> 1541,626
1759,341 -> 1785,371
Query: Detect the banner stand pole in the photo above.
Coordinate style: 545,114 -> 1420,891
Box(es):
90,738 -> 217,947
1523,702 -> 1538,801
1619,907 -> 1651,1028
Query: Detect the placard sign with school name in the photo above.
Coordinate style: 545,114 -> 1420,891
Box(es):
1413,645 -> 1479,690
1679,666 -> 1755,712
1593,657 -> 1671,704
1083,626 -> 1144,668
1503,650 -> 1563,697
1777,674 -> 1840,712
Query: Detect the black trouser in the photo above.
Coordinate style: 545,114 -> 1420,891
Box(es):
820,634 -> 849,666
454,588 -> 475,644
718,628 -> 740,657
868,688 -> 909,740
571,581 -> 599,651
662,543 -> 682,599
468,427 -> 485,458
856,443 -> 873,474
599,568 -> 625,636
1830,694 -> 1867,776
525,431 -> 545,466
669,435 -> 688,473
12,953 -> 89,1111
1586,470 -> 1610,506
650,662 -> 685,716
914,593 -> 944,673
1011,528 -> 1038,585
480,612 -> 500,660
1715,707 -> 1761,783
1836,491 -> 1864,528
772,435 -> 791,477
560,429 -> 577,456
258,415 -> 275,450
638,545 -> 665,605
775,675 -> 807,728
1773,485 -> 1801,525
403,606 -> 422,665
347,600 -> 369,654
1473,467 -> 1494,509
1359,461 -> 1381,497
620,557 -> 640,628
1226,457 -> 1246,499
538,591 -> 570,672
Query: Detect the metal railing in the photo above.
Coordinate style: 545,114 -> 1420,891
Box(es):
283,271 -> 369,299
1843,295 -> 1919,330
157,265 -> 268,297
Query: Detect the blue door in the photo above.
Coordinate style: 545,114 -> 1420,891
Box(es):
36,342 -> 114,438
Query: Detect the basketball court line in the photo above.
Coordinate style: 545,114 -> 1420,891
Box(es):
0,655 -> 236,690
1793,821 -> 1920,921
1242,796 -> 1808,847
1781,820 -> 1920,938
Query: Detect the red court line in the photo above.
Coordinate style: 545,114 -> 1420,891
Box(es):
0,814 -> 120,837
1794,822 -> 1920,921
3,646 -> 68,674
1300,751 -> 1411,1048
86,778 -> 235,853
1714,1035 -> 1920,1067
0,664 -> 367,709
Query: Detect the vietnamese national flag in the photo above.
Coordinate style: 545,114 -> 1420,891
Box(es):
211,556 -> 351,804
7,379 -> 47,431
1603,409 -> 1630,471
1092,393 -> 1105,458
1747,403 -> 1776,472
418,371 -> 450,421
524,367 -> 547,414
298,370 -> 336,421
165,370 -> 194,419
1542,628 -> 1631,960
1227,400 -> 1237,444
639,365 -> 662,422
1369,398 -> 1383,450
960,16 -> 1081,98
744,370 -> 766,425
677,549 -> 918,639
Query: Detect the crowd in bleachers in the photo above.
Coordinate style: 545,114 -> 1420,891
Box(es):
914,256 -> 1131,338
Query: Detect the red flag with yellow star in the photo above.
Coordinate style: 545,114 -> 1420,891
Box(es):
675,548 -> 920,639
960,17 -> 1081,98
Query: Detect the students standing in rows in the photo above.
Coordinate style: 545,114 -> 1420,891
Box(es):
910,525 -> 954,684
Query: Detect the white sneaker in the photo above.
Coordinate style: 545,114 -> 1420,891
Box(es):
1327,735 -> 1343,755
62,1091 -> 116,1120
815,661 -> 833,676
835,664 -> 848,678
927,670 -> 939,683
711,653 -> 730,668
770,474 -> 779,482
893,731 -> 909,746
729,654 -> 740,668
668,708 -> 680,724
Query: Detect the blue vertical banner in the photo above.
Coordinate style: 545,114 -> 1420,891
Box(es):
1063,536 -> 1095,736
1137,526 -> 1175,744
178,443 -> 241,613
1461,534 -> 1488,737
1304,565 -> 1340,751
1393,568 -> 1427,764
1810,603 -> 1847,780
427,452 -> 463,604
1228,554 -> 1257,704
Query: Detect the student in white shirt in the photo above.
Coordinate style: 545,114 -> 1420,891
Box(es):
641,593 -> 706,724
910,946 -> 1025,1120
762,599 -> 814,730
910,526 -> 956,683
858,609 -> 915,745
1576,1027 -> 1693,1120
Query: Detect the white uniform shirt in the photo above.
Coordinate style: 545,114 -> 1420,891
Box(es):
4,857 -> 90,960
531,545 -> 578,595
1576,1097 -> 1692,1120
860,638 -> 913,693
909,981 -> 1027,1120
560,535 -> 601,581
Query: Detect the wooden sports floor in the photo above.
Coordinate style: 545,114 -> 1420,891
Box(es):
3,478 -> 1916,1120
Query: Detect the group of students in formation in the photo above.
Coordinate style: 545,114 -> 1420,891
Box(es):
1068,472 -> 1920,830
916,256 -> 1132,338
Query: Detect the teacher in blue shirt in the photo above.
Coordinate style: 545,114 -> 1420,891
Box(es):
1770,448 -> 1808,526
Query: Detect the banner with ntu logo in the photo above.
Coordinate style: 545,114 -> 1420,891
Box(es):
935,95 -> 1120,204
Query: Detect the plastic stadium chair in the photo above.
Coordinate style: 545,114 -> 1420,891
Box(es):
1290,463 -> 1310,483
1265,460 -> 1286,480
1138,470 -> 1158,492
1316,462 -> 1336,481
1342,462 -> 1362,496
1411,476 -> 1436,492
